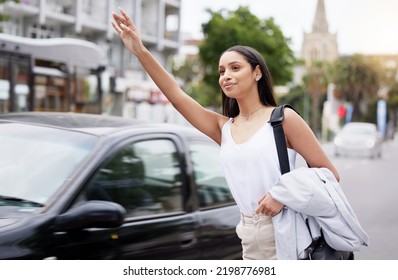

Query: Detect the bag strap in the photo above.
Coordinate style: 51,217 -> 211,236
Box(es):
268,104 -> 299,175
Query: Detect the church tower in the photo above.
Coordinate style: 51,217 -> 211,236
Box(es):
301,0 -> 338,67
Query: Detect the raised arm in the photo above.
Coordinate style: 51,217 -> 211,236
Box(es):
112,8 -> 227,144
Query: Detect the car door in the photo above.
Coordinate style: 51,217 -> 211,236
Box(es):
188,139 -> 242,260
53,134 -> 200,259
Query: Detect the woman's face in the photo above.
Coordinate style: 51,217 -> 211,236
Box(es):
218,51 -> 258,99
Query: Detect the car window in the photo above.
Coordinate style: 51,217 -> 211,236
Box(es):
189,142 -> 234,209
83,139 -> 184,218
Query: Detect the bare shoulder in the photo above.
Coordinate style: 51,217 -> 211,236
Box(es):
283,107 -> 306,129
283,107 -> 300,118
281,106 -> 340,181
282,106 -> 316,147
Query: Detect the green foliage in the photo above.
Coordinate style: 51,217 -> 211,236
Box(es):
197,6 -> 296,108
333,55 -> 382,121
302,60 -> 333,133
172,58 -> 200,85
0,14 -> 9,22
0,1 -> 20,31
277,85 -> 307,116
0,0 -> 18,3
388,82 -> 398,109
171,56 -> 212,107
303,60 -> 333,91
189,81 -> 221,111
388,81 -> 398,128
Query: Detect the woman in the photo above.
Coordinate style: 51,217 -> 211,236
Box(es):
111,7 -> 339,260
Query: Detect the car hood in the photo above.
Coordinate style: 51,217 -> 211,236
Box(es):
0,207 -> 36,229
0,218 -> 18,228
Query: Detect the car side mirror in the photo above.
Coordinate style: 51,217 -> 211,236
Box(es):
55,200 -> 126,231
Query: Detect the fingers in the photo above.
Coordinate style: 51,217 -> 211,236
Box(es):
257,203 -> 272,215
112,7 -> 136,30
255,205 -> 274,216
111,12 -> 123,35
258,194 -> 267,204
256,193 -> 283,216
119,7 -> 136,29
111,20 -> 121,35
111,20 -> 128,36
112,9 -> 129,29
112,12 -> 123,26
255,202 -> 272,216
112,7 -> 138,37
255,204 -> 262,214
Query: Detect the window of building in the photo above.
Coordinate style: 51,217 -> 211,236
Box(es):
28,24 -> 56,39
0,53 -> 30,112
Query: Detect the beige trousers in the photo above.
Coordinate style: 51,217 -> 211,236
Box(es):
236,212 -> 277,260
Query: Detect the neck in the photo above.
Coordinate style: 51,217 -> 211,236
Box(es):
239,105 -> 264,120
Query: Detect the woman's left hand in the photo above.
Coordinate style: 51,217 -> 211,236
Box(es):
256,193 -> 284,217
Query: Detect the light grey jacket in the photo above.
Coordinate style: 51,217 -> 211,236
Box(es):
269,167 -> 369,260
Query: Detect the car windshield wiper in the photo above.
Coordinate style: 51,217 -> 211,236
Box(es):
0,195 -> 44,207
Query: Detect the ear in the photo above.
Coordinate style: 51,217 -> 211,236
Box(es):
254,65 -> 262,81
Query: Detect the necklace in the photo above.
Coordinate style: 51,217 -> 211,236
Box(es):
239,106 -> 264,120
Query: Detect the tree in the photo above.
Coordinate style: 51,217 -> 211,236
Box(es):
277,85 -> 307,117
171,53 -> 209,107
197,6 -> 296,108
333,55 -> 382,122
383,61 -> 398,135
303,60 -> 333,135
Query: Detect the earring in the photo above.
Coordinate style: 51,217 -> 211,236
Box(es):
255,76 -> 260,81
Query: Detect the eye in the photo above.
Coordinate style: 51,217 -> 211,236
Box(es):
219,69 -> 225,75
232,65 -> 240,71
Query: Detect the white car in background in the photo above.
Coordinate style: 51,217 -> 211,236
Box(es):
334,122 -> 383,159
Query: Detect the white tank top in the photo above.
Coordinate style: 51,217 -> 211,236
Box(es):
220,118 -> 297,213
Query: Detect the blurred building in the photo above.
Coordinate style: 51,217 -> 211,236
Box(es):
0,0 -> 182,118
301,0 -> 338,67
294,0 -> 340,140
293,0 -> 339,84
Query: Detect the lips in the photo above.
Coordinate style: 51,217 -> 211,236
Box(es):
223,82 -> 235,90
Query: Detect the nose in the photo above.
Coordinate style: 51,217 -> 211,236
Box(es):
224,71 -> 232,80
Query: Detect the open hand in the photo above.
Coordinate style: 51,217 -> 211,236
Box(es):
112,7 -> 145,55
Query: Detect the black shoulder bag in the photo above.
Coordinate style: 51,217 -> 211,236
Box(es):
269,104 -> 354,260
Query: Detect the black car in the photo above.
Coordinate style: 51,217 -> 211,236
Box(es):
0,112 -> 241,260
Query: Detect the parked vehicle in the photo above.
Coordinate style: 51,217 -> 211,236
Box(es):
333,122 -> 383,158
0,112 -> 241,260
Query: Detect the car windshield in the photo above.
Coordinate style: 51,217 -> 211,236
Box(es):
0,123 -> 98,207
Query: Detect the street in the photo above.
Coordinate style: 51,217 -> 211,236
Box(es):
312,139 -> 398,260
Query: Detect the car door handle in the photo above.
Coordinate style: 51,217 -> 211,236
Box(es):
179,232 -> 197,248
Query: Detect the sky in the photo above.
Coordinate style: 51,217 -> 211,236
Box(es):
180,0 -> 398,56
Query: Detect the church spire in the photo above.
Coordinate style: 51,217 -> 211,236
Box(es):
312,0 -> 329,33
